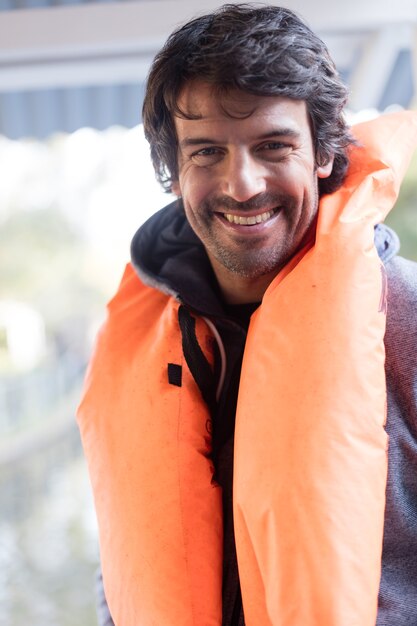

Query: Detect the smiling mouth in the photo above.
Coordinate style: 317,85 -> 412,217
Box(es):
223,209 -> 277,225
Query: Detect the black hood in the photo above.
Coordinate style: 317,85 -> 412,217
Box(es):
131,200 -> 225,316
130,199 -> 400,314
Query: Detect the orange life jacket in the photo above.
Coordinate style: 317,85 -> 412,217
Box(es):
77,111 -> 417,626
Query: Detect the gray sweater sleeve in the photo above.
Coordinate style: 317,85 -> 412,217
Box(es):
377,254 -> 417,625
95,568 -> 115,626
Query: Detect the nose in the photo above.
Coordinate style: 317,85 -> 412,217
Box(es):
221,150 -> 267,202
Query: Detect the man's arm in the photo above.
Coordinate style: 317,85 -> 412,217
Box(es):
95,568 -> 115,626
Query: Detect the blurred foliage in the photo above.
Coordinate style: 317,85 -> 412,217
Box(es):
0,207 -> 105,336
0,207 -> 100,625
385,150 -> 417,261
1,453 -> 98,626
0,207 -> 77,291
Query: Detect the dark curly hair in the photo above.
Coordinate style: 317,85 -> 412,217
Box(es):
142,3 -> 354,196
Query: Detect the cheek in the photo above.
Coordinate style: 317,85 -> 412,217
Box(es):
269,161 -> 303,190
180,171 -> 212,207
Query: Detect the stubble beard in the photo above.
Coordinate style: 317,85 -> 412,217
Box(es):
195,190 -> 319,280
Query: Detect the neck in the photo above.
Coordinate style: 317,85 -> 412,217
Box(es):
209,255 -> 278,304
208,236 -> 316,304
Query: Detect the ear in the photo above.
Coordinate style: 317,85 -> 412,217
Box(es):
317,155 -> 334,179
171,181 -> 181,196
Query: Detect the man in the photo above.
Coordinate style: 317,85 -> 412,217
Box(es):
78,4 -> 417,626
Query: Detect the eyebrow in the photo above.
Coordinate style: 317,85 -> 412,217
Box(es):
179,137 -> 218,149
179,128 -> 301,149
257,128 -> 300,140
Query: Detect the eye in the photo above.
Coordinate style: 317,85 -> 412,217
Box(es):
257,142 -> 292,160
190,146 -> 224,166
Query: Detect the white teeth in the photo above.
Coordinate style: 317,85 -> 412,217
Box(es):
224,209 -> 275,225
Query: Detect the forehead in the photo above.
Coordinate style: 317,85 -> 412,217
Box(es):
174,80 -> 310,135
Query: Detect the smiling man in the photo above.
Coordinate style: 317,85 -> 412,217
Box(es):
78,5 -> 417,626
172,85 -> 333,303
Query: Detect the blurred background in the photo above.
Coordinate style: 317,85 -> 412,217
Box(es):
0,1 -> 416,624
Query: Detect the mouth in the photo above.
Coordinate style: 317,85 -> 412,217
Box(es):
222,208 -> 278,226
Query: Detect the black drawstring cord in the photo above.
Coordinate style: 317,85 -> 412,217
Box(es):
178,305 -> 217,415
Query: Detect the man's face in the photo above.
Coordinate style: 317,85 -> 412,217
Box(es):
173,81 -> 334,290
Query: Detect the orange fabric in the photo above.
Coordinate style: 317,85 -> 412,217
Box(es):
78,279 -> 223,626
234,111 -> 417,626
77,111 -> 417,626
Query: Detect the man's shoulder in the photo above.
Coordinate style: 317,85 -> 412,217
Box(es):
385,255 -> 417,368
386,254 -> 417,308
373,222 -> 416,307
